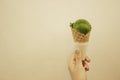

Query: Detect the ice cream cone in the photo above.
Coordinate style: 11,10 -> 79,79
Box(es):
71,28 -> 90,43
71,28 -> 91,60
70,19 -> 91,60
71,29 -> 90,60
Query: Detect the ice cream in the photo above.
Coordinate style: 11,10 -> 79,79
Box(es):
70,19 -> 92,59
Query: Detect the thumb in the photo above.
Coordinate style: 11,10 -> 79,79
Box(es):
75,50 -> 83,65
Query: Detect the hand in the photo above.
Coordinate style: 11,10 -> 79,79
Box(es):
68,50 -> 91,80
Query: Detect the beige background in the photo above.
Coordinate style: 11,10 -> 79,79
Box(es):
0,0 -> 120,80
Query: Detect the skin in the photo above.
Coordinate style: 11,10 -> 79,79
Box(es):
68,50 -> 91,80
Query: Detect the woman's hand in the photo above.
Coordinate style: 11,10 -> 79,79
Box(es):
68,50 -> 91,80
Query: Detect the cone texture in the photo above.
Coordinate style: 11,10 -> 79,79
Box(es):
71,28 -> 90,43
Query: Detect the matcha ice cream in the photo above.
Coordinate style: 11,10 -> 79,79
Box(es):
70,19 -> 91,43
69,19 -> 92,59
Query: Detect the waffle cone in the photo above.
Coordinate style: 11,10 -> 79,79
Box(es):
71,28 -> 90,43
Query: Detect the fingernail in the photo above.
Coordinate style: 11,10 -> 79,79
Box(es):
75,49 -> 79,54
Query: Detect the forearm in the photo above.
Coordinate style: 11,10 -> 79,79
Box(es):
71,73 -> 87,80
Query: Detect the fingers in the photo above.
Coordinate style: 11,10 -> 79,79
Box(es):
69,50 -> 91,71
82,56 -> 91,72
85,56 -> 91,63
84,61 -> 89,71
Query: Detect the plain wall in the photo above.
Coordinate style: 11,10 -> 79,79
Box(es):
0,0 -> 120,80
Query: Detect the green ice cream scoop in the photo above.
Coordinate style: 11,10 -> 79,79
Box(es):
70,19 -> 91,34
